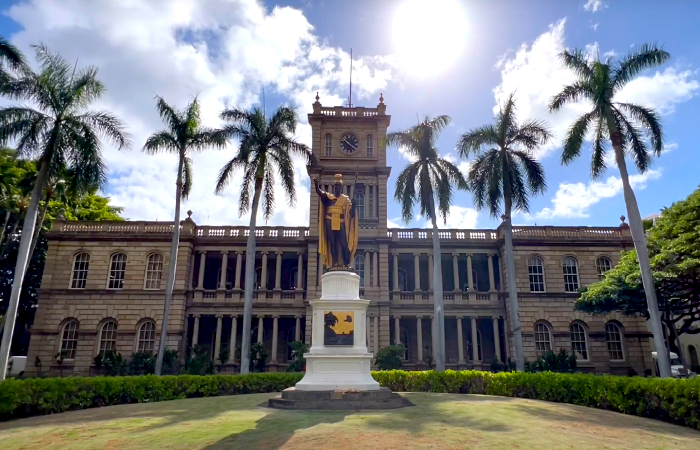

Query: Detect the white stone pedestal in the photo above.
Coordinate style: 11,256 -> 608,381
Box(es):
295,271 -> 379,391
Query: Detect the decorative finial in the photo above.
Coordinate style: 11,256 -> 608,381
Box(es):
620,215 -> 629,229
315,91 -> 320,102
379,92 -> 384,103
620,215 -> 626,224
187,210 -> 193,218
334,173 -> 344,185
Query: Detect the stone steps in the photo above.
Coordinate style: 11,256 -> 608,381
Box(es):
267,387 -> 413,410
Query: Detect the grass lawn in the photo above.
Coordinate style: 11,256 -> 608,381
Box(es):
1,392 -> 699,450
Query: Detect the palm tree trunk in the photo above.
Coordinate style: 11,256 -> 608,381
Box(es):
503,207 -> 525,372
0,159 -> 50,381
240,176 -> 263,374
429,201 -> 445,372
155,151 -> 185,376
607,117 -> 671,378
0,209 -> 10,248
23,193 -> 51,273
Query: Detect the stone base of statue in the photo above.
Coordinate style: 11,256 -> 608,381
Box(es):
268,270 -> 412,410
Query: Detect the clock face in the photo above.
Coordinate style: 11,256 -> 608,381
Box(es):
340,133 -> 359,154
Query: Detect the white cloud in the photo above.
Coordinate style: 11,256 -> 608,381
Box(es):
592,23 -> 599,31
421,205 -> 478,229
387,218 -> 403,228
583,0 -> 607,13
397,146 -> 418,162
536,169 -> 662,219
616,68 -> 700,114
5,0 -> 396,226
662,142 -> 678,154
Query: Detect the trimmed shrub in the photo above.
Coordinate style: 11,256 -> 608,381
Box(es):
1,371 -> 699,431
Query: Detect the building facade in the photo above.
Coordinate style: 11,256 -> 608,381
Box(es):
25,96 -> 654,377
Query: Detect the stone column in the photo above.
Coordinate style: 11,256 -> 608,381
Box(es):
372,251 -> 378,287
428,254 -> 434,289
228,315 -> 237,363
271,316 -> 279,363
392,253 -> 399,291
456,316 -> 465,364
214,315 -> 223,361
373,315 -> 379,353
394,316 -> 401,345
366,317 -> 371,351
364,250 -> 371,286
234,251 -> 243,289
296,253 -> 304,290
191,314 -> 200,347
197,252 -> 207,289
471,317 -> 479,361
452,253 -> 460,292
295,315 -> 301,342
375,186 -> 379,219
413,253 -> 421,291
416,316 -> 423,363
488,254 -> 496,292
257,316 -> 264,344
493,317 -> 502,362
219,251 -> 229,289
466,254 -> 474,291
261,252 -> 268,290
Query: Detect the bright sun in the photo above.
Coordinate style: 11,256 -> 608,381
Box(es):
392,0 -> 468,78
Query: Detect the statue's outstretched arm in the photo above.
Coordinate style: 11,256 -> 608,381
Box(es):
312,177 -> 324,198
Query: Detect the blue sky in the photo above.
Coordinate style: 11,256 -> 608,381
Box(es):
1,0 -> 699,229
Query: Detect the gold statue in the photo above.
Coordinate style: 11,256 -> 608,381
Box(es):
314,174 -> 359,268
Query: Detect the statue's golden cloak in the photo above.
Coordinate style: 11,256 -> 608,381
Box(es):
318,192 -> 359,268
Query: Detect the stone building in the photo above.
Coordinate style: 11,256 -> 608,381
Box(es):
25,96 -> 654,377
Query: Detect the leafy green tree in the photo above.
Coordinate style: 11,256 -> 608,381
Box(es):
549,44 -> 672,377
374,345 -> 405,370
457,93 -> 551,372
215,105 -> 314,374
143,96 -> 226,375
0,44 -> 130,379
387,115 -> 468,372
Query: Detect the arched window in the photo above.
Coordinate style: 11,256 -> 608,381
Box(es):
689,345 -> 699,368
398,268 -> 407,291
144,253 -> 164,290
290,268 -> 299,290
605,322 -> 625,361
355,254 -> 366,287
59,320 -> 79,359
534,322 -> 553,355
354,191 -> 365,219
286,328 -> 297,361
596,256 -> 612,280
136,321 -> 157,353
366,134 -> 374,157
98,320 -> 118,355
325,134 -> 332,156
108,253 -> 127,289
400,327 -> 409,360
254,267 -> 270,290
562,256 -> 579,292
71,252 -> 90,289
569,322 -> 589,361
467,330 -> 482,361
528,256 -> 545,292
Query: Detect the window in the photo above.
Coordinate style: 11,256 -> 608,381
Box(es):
145,253 -> 164,290
354,191 -> 365,219
534,322 -> 553,355
605,322 -> 625,361
596,256 -> 612,280
108,253 -> 127,289
286,328 -> 297,361
59,320 -> 79,359
400,327 -> 409,360
467,329 -> 482,360
98,320 -> 118,355
355,254 -> 365,287
70,252 -> 90,289
366,134 -> 374,157
570,322 -> 589,361
325,134 -> 332,156
562,256 -> 579,292
136,321 -> 156,353
398,268 -> 407,291
528,256 -> 545,292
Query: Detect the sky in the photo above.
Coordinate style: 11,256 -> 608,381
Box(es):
1,0 -> 699,230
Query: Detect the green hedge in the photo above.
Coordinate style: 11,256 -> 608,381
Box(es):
1,371 -> 699,431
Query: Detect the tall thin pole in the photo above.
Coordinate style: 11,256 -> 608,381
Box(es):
349,48 -> 353,108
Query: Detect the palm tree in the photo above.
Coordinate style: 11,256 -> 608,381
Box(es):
387,115 -> 468,372
549,44 -> 672,377
0,36 -> 27,81
457,93 -> 551,372
143,96 -> 226,375
0,44 -> 130,380
215,105 -> 314,374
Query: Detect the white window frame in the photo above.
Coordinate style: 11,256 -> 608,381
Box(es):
59,320 -> 79,360
98,320 -> 118,355
107,253 -> 127,290
324,134 -> 332,156
596,256 -> 613,280
605,322 -> 625,361
569,322 -> 589,361
534,322 -> 553,356
355,254 -> 366,287
136,321 -> 157,353
366,134 -> 374,157
528,256 -> 546,292
562,256 -> 579,292
354,191 -> 365,219
144,253 -> 164,290
70,252 -> 90,289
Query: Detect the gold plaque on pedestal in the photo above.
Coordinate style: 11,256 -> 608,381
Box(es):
324,311 -> 354,346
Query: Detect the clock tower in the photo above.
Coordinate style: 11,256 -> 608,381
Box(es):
306,93 -> 392,305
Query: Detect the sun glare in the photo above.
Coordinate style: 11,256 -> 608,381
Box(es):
392,0 -> 468,78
